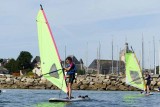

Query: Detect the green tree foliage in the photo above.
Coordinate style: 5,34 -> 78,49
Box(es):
0,59 -> 3,63
17,51 -> 33,70
77,70 -> 85,75
4,59 -> 18,74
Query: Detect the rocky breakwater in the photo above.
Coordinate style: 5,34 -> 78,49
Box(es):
73,75 -> 139,91
74,74 -> 160,91
0,74 -> 160,91
0,75 -> 59,89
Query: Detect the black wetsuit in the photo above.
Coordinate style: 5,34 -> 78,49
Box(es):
146,75 -> 151,86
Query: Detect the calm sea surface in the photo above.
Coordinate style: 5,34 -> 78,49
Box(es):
0,89 -> 160,107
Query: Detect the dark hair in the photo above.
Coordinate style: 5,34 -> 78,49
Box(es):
66,57 -> 72,62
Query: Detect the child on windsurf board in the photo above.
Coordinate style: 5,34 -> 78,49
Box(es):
140,71 -> 152,95
145,71 -> 151,95
64,57 -> 76,99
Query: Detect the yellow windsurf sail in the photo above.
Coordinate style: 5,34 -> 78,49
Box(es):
125,51 -> 146,91
36,5 -> 68,93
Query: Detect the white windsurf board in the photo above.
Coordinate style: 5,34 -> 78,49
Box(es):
49,97 -> 90,102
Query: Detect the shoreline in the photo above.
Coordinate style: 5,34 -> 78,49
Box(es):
0,74 -> 159,91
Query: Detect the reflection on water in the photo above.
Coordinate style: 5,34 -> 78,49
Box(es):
35,102 -> 69,107
123,94 -> 143,103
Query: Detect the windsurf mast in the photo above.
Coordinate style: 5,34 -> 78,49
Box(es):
125,45 -> 146,91
36,4 -> 68,94
40,4 -> 43,10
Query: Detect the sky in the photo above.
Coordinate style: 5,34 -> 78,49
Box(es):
1,0 -> 160,68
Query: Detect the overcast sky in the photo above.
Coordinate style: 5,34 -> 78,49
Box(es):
1,0 -> 160,68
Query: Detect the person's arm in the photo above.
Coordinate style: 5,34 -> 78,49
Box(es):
144,75 -> 148,80
64,63 -> 73,72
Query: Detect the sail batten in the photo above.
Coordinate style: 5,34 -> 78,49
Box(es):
36,5 -> 68,93
125,52 -> 146,91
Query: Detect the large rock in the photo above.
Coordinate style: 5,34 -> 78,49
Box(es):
72,83 -> 79,90
29,85 -> 45,89
0,77 -> 6,81
39,79 -> 47,84
6,78 -> 14,85
98,76 -> 105,81
86,77 -> 95,82
106,75 -> 110,79
95,80 -> 103,84
157,82 -> 160,86
77,77 -> 85,82
118,85 -> 127,91
103,79 -> 110,83
93,83 -> 106,90
5,75 -> 12,78
88,85 -> 97,90
121,78 -> 126,83
89,82 -> 95,85
21,77 -> 27,82
106,85 -> 117,91
16,77 -> 22,80
0,80 -> 6,84
46,82 -> 53,88
82,80 -> 89,85
26,78 -> 34,83
80,85 -> 88,90
101,83 -> 107,89
111,81 -> 116,86
152,77 -> 157,83
151,81 -> 157,86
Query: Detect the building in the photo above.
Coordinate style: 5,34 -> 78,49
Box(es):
31,56 -> 40,67
0,66 -> 9,74
0,58 -> 11,67
88,59 -> 125,74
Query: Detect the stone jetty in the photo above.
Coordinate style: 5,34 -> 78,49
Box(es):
0,74 -> 159,91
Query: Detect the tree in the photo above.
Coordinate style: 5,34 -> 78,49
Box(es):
4,59 -> 18,74
0,59 -> 3,63
77,70 -> 85,75
17,51 -> 33,70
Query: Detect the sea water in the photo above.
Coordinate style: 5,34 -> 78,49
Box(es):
0,89 -> 160,107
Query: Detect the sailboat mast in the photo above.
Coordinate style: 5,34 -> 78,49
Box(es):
98,42 -> 101,74
112,37 -> 114,74
153,36 -> 156,74
64,45 -> 66,67
117,45 -> 119,75
148,41 -> 151,70
97,47 -> 99,75
86,42 -> 88,74
159,40 -> 160,74
141,34 -> 144,72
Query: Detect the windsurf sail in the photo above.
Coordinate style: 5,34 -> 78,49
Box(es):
36,5 -> 68,93
125,50 -> 146,91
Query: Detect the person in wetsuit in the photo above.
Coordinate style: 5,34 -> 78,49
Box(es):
64,57 -> 76,99
145,71 -> 151,95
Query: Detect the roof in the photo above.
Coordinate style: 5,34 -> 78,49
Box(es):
88,59 -> 125,69
0,66 -> 9,74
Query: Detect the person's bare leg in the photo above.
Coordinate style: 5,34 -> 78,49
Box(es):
146,85 -> 149,94
68,83 -> 71,99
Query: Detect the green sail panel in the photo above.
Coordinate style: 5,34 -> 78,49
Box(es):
36,7 -> 68,93
125,52 -> 145,90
